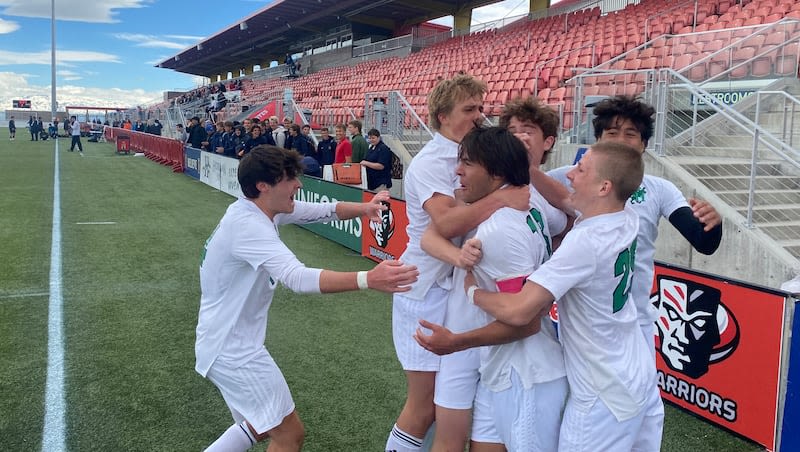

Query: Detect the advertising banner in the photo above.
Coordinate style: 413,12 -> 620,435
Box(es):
218,155 -> 243,198
199,150 -> 222,191
295,176 -> 363,252
184,147 -> 201,180
361,193 -> 409,263
652,262 -> 786,450
247,101 -> 279,122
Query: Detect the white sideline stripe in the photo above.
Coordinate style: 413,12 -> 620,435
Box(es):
42,139 -> 66,452
0,291 -> 49,300
75,221 -> 117,225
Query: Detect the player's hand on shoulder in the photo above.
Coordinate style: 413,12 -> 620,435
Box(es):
689,198 -> 721,231
413,319 -> 459,355
458,238 -> 482,270
367,260 -> 418,293
494,184 -> 530,211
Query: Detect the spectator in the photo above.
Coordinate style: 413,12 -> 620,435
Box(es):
205,122 -> 225,152
176,124 -> 188,143
301,155 -> 322,177
333,124 -> 352,163
282,117 -> 294,149
289,124 -> 314,159
316,127 -> 336,166
285,53 -> 296,76
188,116 -> 208,149
230,125 -> 247,156
361,128 -> 393,191
239,124 -> 267,158
348,120 -> 368,163
268,116 -> 286,148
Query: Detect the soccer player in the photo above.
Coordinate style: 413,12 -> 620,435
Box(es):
197,145 -> 418,452
385,75 -> 529,452
544,96 -> 722,347
467,141 -> 664,451
415,99 -> 568,451
418,126 -> 568,452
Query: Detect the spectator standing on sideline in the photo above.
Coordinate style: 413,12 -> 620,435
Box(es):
176,124 -> 188,144
316,127 -> 336,166
361,128 -> 392,191
268,116 -> 286,148
283,117 -> 294,150
188,116 -> 208,149
8,115 -> 15,140
197,145 -> 418,452
69,116 -> 83,154
349,120 -> 368,163
28,115 -> 36,141
333,124 -> 352,163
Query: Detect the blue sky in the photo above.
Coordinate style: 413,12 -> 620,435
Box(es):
0,0 -> 536,111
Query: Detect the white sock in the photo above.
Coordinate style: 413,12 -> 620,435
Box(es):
386,423 -> 424,452
205,422 -> 257,452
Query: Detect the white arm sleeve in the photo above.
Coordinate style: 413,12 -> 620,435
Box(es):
274,200 -> 339,226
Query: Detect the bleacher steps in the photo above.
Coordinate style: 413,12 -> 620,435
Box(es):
697,175 -> 800,191
669,156 -> 785,177
735,205 -> 800,223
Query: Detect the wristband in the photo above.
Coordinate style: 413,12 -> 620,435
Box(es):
467,285 -> 479,304
357,271 -> 369,290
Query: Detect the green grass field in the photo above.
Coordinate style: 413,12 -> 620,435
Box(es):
0,136 -> 763,451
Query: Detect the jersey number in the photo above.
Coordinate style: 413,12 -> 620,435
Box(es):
612,240 -> 637,313
526,208 -> 553,258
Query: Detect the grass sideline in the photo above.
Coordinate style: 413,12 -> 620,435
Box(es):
0,136 -> 762,451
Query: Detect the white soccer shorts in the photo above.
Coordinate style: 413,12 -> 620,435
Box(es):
433,347 -> 481,409
558,383 -> 664,452
206,349 -> 295,435
392,286 -> 448,371
471,370 -> 567,451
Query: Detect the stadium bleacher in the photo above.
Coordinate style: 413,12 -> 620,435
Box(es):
168,0 -> 796,137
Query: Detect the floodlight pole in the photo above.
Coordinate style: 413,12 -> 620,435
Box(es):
51,0 -> 57,120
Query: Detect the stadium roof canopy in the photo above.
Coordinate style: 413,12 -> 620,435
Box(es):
156,0 -> 503,77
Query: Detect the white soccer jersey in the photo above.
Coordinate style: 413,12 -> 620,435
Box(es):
528,206 -> 652,422
474,189 -> 567,392
548,166 -> 688,326
399,133 -> 462,300
444,186 -> 567,333
195,199 -> 337,377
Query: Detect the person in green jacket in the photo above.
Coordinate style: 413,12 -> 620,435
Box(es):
348,119 -> 368,163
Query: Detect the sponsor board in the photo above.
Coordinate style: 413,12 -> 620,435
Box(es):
653,262 -> 786,450
296,176 -> 363,252
184,147 -> 201,180
360,193 -> 409,263
779,297 -> 800,452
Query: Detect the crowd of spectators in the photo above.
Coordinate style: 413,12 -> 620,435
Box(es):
172,115 -> 393,188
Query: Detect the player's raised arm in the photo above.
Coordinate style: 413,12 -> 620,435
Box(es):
335,190 -> 390,223
319,260 -> 418,293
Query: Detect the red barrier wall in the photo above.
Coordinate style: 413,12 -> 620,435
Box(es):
104,126 -> 184,172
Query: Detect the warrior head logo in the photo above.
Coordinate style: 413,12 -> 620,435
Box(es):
651,276 -> 740,379
369,200 -> 395,248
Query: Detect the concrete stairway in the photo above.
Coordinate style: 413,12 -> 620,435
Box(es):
669,105 -> 800,259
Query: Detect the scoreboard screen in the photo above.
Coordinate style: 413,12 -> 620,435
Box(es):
13,99 -> 31,109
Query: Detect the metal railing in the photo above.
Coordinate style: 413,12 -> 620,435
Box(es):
654,69 -> 800,238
